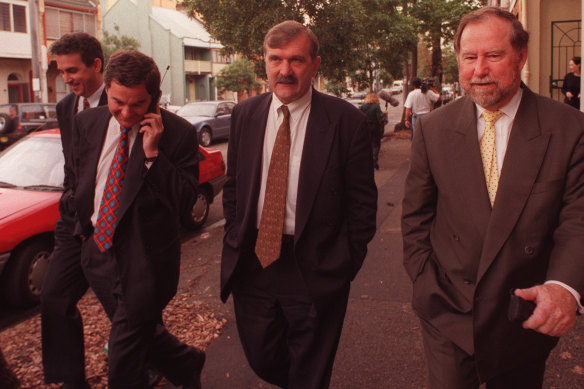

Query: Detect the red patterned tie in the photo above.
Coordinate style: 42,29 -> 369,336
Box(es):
83,97 -> 90,111
93,128 -> 130,252
255,105 -> 291,268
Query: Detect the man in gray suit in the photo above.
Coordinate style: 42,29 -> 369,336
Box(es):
402,7 -> 584,388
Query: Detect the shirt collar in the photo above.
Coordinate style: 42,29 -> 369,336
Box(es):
271,87 -> 313,118
475,87 -> 523,121
84,83 -> 105,108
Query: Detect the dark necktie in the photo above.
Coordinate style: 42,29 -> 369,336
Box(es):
93,128 -> 130,252
83,97 -> 90,111
255,105 -> 291,267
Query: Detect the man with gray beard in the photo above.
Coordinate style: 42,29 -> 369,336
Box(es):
402,7 -> 584,388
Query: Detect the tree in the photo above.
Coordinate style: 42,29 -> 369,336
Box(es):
101,25 -> 141,64
216,58 -> 261,96
181,0 -> 416,87
410,0 -> 484,84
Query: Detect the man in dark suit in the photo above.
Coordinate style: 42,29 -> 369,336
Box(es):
42,32 -> 107,389
72,50 -> 204,389
221,21 -> 378,388
402,7 -> 584,388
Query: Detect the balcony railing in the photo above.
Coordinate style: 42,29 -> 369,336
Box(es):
185,59 -> 212,74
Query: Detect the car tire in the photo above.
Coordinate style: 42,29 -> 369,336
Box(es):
0,238 -> 52,307
0,113 -> 9,134
199,127 -> 212,147
181,187 -> 211,230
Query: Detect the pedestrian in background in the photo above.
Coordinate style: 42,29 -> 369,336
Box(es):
402,6 -> 584,388
42,32 -> 107,389
221,20 -> 377,389
71,50 -> 203,389
404,77 -> 440,139
360,92 -> 386,169
561,56 -> 581,109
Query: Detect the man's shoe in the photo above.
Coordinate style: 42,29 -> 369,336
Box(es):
60,381 -> 90,389
182,348 -> 206,389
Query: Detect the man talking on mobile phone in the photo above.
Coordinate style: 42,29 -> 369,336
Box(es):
71,50 -> 204,389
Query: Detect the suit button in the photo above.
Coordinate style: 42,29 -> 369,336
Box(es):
452,234 -> 460,241
524,246 -> 535,255
463,279 -> 473,285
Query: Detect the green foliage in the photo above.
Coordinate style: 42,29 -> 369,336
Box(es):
101,25 -> 141,65
442,46 -> 459,83
410,0 -> 485,83
216,58 -> 261,94
181,0 -> 417,87
324,79 -> 349,97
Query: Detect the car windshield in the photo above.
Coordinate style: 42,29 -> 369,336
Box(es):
0,136 -> 64,189
176,103 -> 216,117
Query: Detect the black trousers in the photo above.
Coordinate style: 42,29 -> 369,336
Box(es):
420,318 -> 548,389
232,239 -> 350,389
80,238 -> 199,389
41,214 -> 88,384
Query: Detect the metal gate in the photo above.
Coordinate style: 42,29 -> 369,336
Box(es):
550,20 -> 581,101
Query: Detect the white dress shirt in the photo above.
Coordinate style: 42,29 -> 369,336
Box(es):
91,117 -> 139,226
77,83 -> 105,112
256,89 -> 312,235
475,87 -> 583,312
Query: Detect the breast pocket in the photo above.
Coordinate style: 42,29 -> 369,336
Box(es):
531,179 -> 563,195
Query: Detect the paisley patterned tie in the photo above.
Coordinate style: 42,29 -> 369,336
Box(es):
480,110 -> 503,207
93,128 -> 130,252
255,105 -> 291,268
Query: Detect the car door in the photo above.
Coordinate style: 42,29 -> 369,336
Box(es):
214,102 -> 233,140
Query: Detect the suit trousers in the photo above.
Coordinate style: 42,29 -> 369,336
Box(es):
80,238 -> 199,389
232,239 -> 350,389
41,213 -> 88,384
420,318 -> 548,389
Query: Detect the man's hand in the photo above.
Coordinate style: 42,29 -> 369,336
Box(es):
140,105 -> 163,158
515,284 -> 577,337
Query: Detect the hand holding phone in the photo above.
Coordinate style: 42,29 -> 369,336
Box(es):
140,99 -> 163,159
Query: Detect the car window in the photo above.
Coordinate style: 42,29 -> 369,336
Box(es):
21,105 -> 47,120
216,104 -> 227,116
224,103 -> 235,114
0,136 -> 64,188
176,103 -> 216,117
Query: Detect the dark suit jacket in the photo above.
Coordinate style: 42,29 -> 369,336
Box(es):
221,89 -> 378,304
72,106 -> 198,323
402,85 -> 584,380
56,90 -> 108,219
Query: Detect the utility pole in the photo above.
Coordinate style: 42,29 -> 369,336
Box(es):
28,0 -> 48,102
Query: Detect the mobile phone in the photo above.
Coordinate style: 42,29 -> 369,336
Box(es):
148,90 -> 162,114
508,292 -> 536,322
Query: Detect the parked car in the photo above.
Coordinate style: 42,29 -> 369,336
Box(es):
176,101 -> 236,147
390,80 -> 404,94
0,129 -> 225,308
0,103 -> 58,150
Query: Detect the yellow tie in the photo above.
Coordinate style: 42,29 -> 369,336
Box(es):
480,110 -> 503,207
255,105 -> 291,268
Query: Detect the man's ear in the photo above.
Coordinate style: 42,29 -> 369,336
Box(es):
93,57 -> 103,73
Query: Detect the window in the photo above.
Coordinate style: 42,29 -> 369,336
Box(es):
0,3 -> 11,32
12,4 -> 25,33
0,2 -> 27,33
212,50 -> 233,64
45,6 -> 96,39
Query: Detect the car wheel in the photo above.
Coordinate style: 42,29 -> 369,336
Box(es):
0,239 -> 52,307
199,127 -> 212,147
0,113 -> 8,134
181,188 -> 211,230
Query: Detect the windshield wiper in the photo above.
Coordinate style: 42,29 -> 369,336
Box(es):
0,181 -> 16,188
23,184 -> 63,191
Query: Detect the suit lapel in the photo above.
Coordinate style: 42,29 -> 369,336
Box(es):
295,90 -> 335,241
449,98 -> 492,241
239,94 -> 271,239
117,131 -> 145,220
477,87 -> 551,281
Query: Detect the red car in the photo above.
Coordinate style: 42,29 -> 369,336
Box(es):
0,129 -> 225,308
